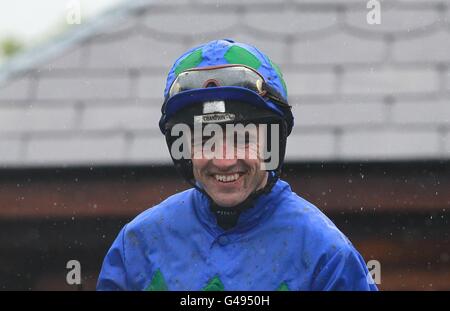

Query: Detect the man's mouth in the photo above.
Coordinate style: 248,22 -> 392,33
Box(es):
213,173 -> 243,183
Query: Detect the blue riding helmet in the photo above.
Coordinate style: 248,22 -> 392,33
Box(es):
159,39 -> 293,135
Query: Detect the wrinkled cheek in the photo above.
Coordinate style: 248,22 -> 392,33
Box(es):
192,160 -> 207,180
191,145 -> 203,159
247,144 -> 260,160
234,144 -> 260,160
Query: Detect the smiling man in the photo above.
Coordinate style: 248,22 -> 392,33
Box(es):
97,39 -> 378,291
192,124 -> 268,206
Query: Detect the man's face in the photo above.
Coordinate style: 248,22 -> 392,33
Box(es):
192,124 -> 268,207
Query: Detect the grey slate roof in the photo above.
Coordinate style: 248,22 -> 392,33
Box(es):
0,0 -> 449,167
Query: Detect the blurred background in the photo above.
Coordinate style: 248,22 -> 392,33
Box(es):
0,0 -> 449,290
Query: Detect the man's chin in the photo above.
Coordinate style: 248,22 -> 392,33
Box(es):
210,195 -> 248,208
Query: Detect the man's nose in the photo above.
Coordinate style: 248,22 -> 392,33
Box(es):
211,138 -> 237,169
211,157 -> 237,170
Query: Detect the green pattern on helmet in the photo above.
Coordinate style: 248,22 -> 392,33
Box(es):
202,275 -> 225,291
269,58 -> 287,95
145,269 -> 168,291
224,45 -> 261,70
174,48 -> 203,75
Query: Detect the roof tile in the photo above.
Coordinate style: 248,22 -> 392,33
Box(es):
0,137 -> 23,166
391,100 -> 450,125
0,76 -> 33,100
87,33 -> 186,69
141,11 -> 238,36
245,10 -> 338,36
284,70 -> 336,96
80,104 -> 160,131
26,133 -> 127,165
36,75 -> 131,100
127,134 -> 171,164
137,74 -> 166,99
0,104 -> 77,133
345,7 -> 439,36
292,32 -> 386,65
392,30 -> 450,63
286,131 -> 335,160
341,68 -> 439,95
294,101 -> 385,127
340,129 -> 441,159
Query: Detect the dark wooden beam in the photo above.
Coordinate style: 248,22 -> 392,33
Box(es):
0,161 -> 448,218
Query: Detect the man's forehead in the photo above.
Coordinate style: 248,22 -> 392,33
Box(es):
191,123 -> 263,139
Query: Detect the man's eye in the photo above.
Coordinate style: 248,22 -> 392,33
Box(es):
202,135 -> 213,144
245,133 -> 251,144
234,132 -> 251,145
191,136 -> 211,145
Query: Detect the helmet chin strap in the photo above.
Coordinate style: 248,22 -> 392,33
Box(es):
192,170 -> 279,230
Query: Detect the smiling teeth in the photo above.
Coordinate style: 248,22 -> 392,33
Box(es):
214,173 -> 240,183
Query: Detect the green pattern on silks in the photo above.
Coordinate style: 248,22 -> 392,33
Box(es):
174,48 -> 203,75
269,58 -> 287,95
224,46 -> 261,70
202,275 -> 225,291
145,269 -> 288,291
145,269 -> 168,291
276,282 -> 290,291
